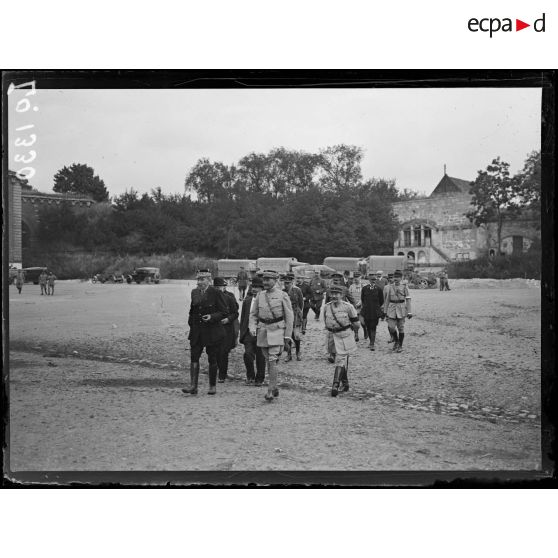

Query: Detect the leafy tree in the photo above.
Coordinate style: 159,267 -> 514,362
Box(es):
514,150 -> 541,210
318,144 -> 363,192
185,159 -> 232,202
466,157 -> 520,255
53,163 -> 109,202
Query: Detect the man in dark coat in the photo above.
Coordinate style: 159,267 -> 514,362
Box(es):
182,269 -> 229,395
296,276 -> 312,334
361,272 -> 385,351
239,277 -> 266,385
214,277 -> 240,382
237,266 -> 249,300
309,271 -> 327,320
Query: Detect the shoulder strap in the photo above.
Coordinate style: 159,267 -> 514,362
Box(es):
329,303 -> 345,328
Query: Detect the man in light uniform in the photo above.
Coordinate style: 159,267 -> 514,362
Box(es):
39,270 -> 48,295
283,273 -> 304,361
383,269 -> 412,353
322,284 -> 360,397
249,270 -> 294,401
348,271 -> 365,341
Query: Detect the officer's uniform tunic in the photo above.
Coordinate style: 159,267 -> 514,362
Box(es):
284,284 -> 303,340
383,283 -> 411,332
249,285 -> 294,362
39,272 -> 48,295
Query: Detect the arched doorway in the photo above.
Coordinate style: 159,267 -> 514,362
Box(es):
417,250 -> 427,265
406,251 -> 415,265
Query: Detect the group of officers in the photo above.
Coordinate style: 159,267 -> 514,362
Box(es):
183,266 -> 412,401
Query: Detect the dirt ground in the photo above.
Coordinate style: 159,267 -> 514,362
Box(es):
7,279 -> 542,474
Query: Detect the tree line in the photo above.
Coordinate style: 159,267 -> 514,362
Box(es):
38,145 -> 419,262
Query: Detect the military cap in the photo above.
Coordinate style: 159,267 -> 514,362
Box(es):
394,269 -> 403,277
251,277 -> 264,288
329,284 -> 344,294
213,276 -> 227,286
376,270 -> 383,275
387,272 -> 394,277
196,269 -> 212,278
262,269 -> 279,279
330,272 -> 343,278
353,272 -> 361,278
284,273 -> 295,281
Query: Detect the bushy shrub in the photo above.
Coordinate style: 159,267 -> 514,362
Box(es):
447,252 -> 541,280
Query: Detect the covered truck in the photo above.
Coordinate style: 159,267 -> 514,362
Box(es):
322,257 -> 361,275
255,257 -> 306,274
366,255 -> 409,275
217,259 -> 257,284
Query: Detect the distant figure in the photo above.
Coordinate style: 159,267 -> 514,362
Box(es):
15,270 -> 24,294
309,271 -> 327,320
348,272 -> 365,341
47,271 -> 57,295
237,266 -> 249,301
296,275 -> 312,334
39,270 -> 48,295
439,269 -> 451,291
283,273 -> 304,361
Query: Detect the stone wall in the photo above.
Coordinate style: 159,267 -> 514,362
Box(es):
392,193 -> 472,228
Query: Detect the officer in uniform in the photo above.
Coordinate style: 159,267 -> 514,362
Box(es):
47,271 -> 57,295
322,284 -> 360,397
309,271 -> 327,320
361,272 -> 385,351
214,277 -> 239,382
239,277 -> 266,385
325,272 -> 356,362
237,266 -> 249,300
39,270 -> 48,295
383,272 -> 395,344
283,273 -> 304,361
348,271 -> 365,341
249,270 -> 294,402
296,275 -> 312,334
383,269 -> 412,352
15,269 -> 24,294
182,269 -> 229,395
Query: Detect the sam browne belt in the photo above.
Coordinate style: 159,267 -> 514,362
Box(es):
326,324 -> 351,333
259,316 -> 284,324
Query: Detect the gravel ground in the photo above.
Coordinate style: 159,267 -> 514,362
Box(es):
7,279 -> 541,474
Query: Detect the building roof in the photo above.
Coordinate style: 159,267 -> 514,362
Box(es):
430,174 -> 472,197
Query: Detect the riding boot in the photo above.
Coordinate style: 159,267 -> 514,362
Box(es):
182,362 -> 199,394
368,329 -> 376,351
362,321 -> 368,340
266,360 -> 279,400
243,353 -> 255,382
340,366 -> 349,392
392,330 -> 399,351
295,339 -> 301,361
208,363 -> 218,394
302,318 -> 307,334
284,340 -> 292,362
331,366 -> 342,397
397,333 -> 404,352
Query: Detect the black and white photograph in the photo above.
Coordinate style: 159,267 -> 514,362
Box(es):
3,71 -> 553,484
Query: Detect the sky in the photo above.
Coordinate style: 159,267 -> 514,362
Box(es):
8,87 -> 541,198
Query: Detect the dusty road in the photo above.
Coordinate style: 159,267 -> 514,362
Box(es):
7,279 -> 542,474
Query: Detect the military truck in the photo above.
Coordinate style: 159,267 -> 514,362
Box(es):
217,259 -> 257,285
322,257 -> 361,275
255,257 -> 307,275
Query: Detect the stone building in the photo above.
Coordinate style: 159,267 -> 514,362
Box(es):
392,173 -> 540,267
7,170 -> 95,267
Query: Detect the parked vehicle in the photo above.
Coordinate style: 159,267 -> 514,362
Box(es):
366,255 -> 410,276
130,267 -> 161,284
217,259 -> 257,285
255,257 -> 307,275
405,270 -> 438,289
92,272 -> 124,284
22,266 -> 48,284
323,257 -> 361,275
292,264 -> 335,279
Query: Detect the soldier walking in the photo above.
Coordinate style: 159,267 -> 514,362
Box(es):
325,272 -> 356,362
323,284 -> 360,397
283,273 -> 304,361
309,271 -> 327,320
214,277 -> 239,383
249,270 -> 294,402
297,276 -> 312,334
15,269 -> 24,294
47,271 -> 57,295
239,277 -> 266,386
383,273 -> 395,344
182,269 -> 229,396
39,270 -> 48,295
348,272 -> 365,341
237,266 -> 249,301
383,269 -> 412,353
361,272 -> 385,351
439,268 -> 451,291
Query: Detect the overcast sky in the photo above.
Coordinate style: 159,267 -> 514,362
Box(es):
8,87 -> 541,198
